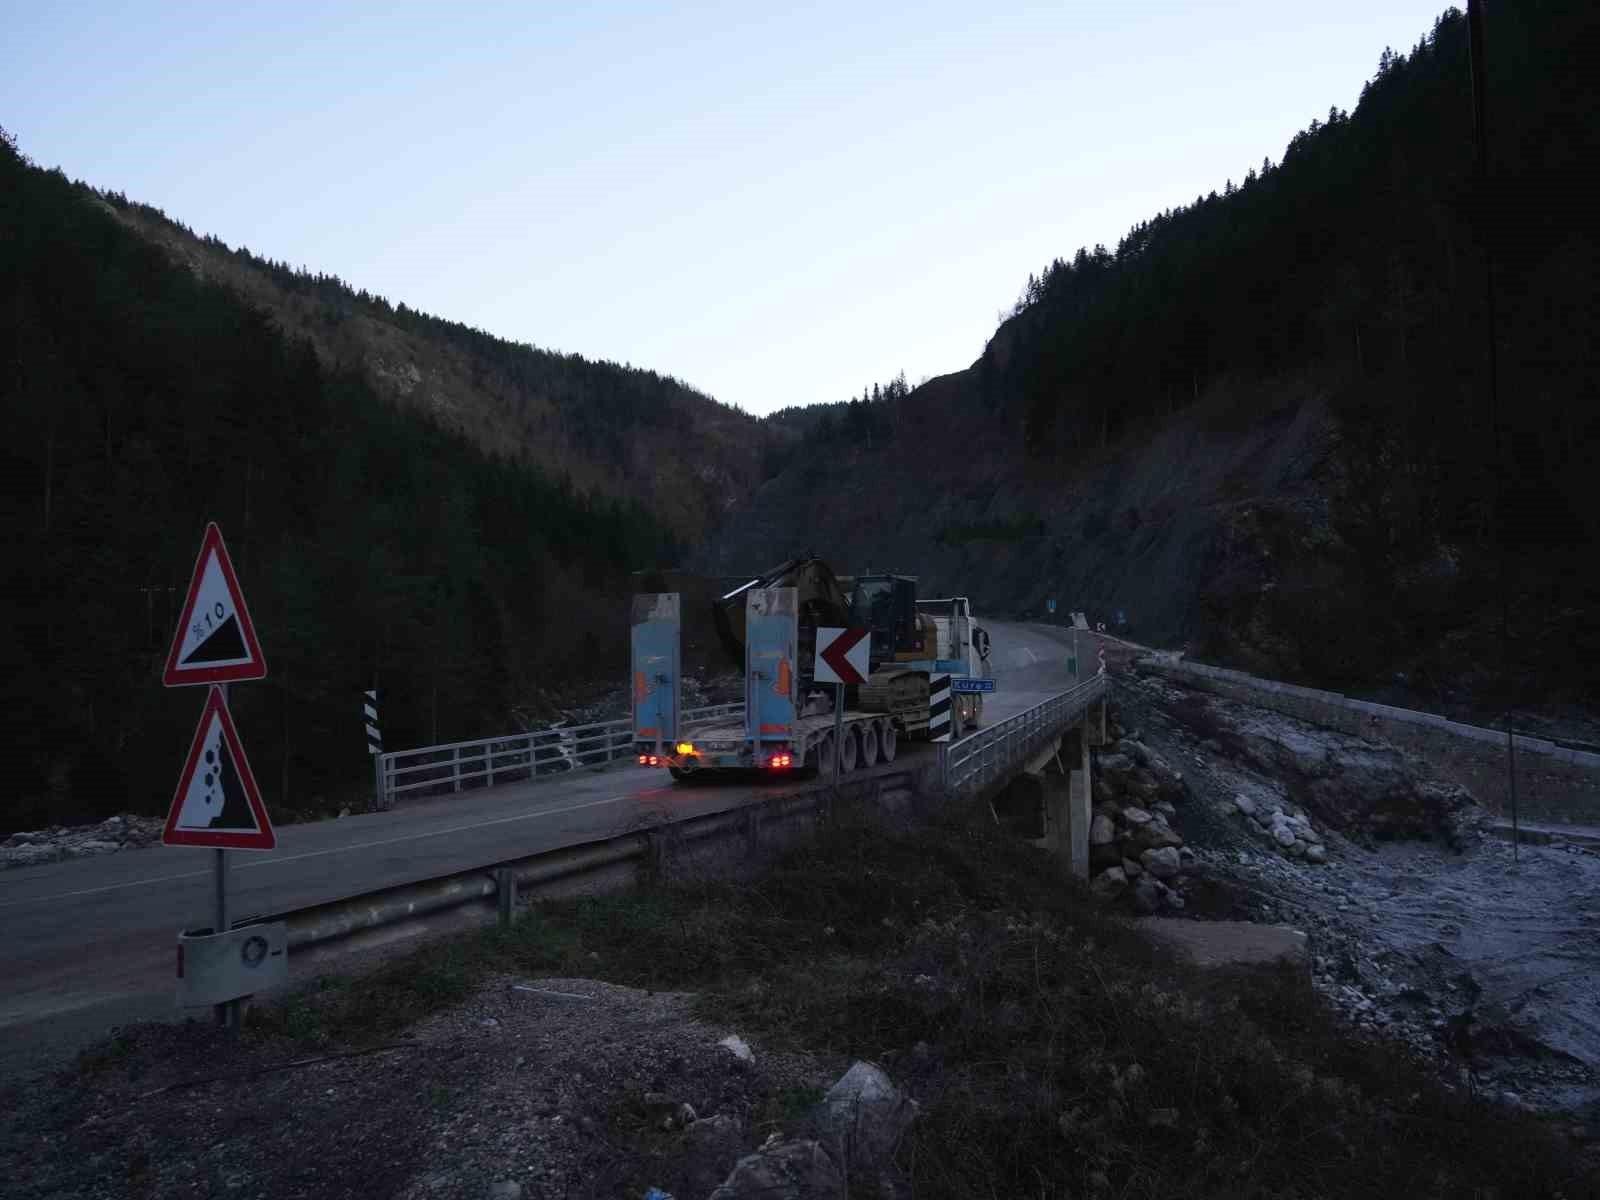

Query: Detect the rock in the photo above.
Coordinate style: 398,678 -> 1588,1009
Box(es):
1286,840 -> 1306,859
1090,815 -> 1116,845
1121,856 -> 1143,878
1273,824 -> 1298,848
1097,753 -> 1133,774
1091,866 -> 1129,897
1132,876 -> 1164,915
1305,844 -> 1328,864
709,1138 -> 845,1200
1131,820 -> 1184,851
1090,840 -> 1123,870
487,1182 -> 524,1200
1121,806 -> 1153,826
1234,794 -> 1257,816
1147,1107 -> 1179,1129
1177,847 -> 1197,871
64,839 -> 120,859
818,1062 -> 917,1176
687,1113 -> 745,1147
1141,847 -> 1181,880
2,844 -> 62,869
1154,801 -> 1177,819
718,1034 -> 755,1064
1125,771 -> 1162,801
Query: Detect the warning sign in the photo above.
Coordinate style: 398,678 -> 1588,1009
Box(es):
162,687 -> 276,850
163,523 -> 267,687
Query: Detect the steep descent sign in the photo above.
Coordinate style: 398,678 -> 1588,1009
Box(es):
163,686 -> 276,850
163,523 -> 267,686
815,626 -> 869,687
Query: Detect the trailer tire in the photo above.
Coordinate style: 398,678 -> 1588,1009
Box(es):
811,734 -> 835,779
879,721 -> 897,763
838,727 -> 858,774
858,721 -> 879,768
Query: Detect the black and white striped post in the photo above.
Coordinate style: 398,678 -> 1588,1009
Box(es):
365,688 -> 384,809
929,674 -> 952,742
364,688 -> 382,755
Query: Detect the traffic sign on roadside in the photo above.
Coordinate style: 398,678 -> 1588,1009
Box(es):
163,522 -> 267,686
815,626 -> 869,686
163,686 -> 276,850
951,677 -> 995,693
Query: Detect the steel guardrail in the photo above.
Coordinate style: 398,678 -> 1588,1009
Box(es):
284,764 -> 921,950
943,675 -> 1106,796
374,702 -> 745,809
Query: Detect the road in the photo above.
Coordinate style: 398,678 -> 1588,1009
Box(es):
0,620 -> 1084,1078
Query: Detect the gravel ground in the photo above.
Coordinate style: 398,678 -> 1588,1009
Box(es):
0,976 -> 840,1200
1110,668 -> 1600,1149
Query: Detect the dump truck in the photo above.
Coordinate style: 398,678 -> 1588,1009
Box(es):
631,559 -> 993,780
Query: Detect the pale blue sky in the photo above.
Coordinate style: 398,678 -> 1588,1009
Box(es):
4,2 -> 1449,415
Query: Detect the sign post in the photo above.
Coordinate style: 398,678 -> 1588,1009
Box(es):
162,524 -> 272,1029
815,627 -> 869,791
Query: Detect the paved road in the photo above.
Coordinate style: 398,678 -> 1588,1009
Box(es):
0,620 -> 1083,1077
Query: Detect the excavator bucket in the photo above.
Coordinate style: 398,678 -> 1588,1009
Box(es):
631,593 -> 681,755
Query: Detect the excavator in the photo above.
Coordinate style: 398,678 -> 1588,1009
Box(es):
712,554 -> 985,725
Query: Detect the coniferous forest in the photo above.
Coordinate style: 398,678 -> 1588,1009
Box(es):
1,131 -> 682,831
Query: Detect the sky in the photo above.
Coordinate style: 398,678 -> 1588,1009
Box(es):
4,1 -> 1450,416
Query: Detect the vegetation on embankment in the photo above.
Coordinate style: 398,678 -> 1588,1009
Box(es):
235,809 -> 1591,1198
0,130 -> 681,835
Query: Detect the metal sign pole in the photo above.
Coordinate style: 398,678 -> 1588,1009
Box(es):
214,682 -> 233,1028
833,683 -> 844,793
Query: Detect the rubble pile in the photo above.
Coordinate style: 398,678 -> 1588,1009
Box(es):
1,813 -> 165,870
1088,727 -> 1199,913
1227,792 -> 1330,863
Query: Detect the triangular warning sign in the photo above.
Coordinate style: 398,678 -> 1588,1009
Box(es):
163,522 -> 267,686
163,687 -> 276,850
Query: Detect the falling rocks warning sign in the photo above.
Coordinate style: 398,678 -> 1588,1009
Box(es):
163,522 -> 267,686
163,687 -> 276,850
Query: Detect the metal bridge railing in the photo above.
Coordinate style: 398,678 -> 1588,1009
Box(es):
375,703 -> 745,809
943,675 -> 1106,797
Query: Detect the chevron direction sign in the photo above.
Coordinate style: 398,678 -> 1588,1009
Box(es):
815,626 -> 869,686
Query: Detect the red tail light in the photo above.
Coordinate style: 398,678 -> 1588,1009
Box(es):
767,753 -> 792,769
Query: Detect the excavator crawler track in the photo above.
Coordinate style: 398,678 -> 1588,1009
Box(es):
857,667 -> 930,720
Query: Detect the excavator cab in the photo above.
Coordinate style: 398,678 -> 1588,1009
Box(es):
849,574 -> 925,665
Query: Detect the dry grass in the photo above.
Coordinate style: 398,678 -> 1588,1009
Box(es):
242,808 -> 1593,1199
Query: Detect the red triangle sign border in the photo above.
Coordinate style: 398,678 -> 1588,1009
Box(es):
162,521 -> 268,687
163,686 -> 277,850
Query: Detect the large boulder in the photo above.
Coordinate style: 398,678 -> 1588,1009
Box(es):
1090,814 -> 1116,845
817,1061 -> 918,1176
1141,847 -> 1182,880
1130,819 -> 1184,852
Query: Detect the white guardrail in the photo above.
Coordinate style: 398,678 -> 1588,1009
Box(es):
943,675 -> 1107,796
375,703 -> 744,809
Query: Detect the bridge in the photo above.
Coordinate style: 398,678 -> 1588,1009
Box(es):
0,621 -> 1109,1079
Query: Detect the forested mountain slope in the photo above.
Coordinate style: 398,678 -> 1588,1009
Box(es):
713,1 -> 1598,726
99,190 -> 767,539
0,132 -> 707,831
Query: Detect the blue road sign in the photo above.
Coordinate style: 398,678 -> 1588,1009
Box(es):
1047,597 -> 1056,614
951,677 -> 995,693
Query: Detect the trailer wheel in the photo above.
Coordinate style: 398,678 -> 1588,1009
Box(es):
878,721 -> 897,763
838,727 -> 859,774
811,734 -> 835,779
858,721 -> 879,768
